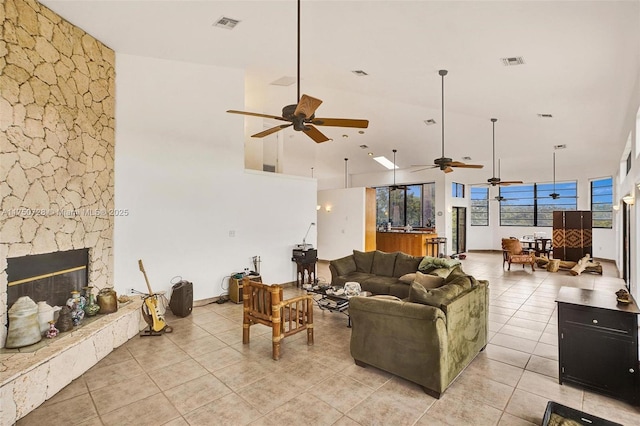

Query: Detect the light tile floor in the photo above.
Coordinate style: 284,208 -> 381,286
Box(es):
17,252 -> 640,425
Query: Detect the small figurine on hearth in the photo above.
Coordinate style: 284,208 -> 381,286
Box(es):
46,320 -> 59,338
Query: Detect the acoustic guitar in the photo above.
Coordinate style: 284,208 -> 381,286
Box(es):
138,259 -> 167,333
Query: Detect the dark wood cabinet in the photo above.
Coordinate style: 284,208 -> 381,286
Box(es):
556,287 -> 640,405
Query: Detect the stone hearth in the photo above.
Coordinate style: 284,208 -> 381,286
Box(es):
0,298 -> 144,425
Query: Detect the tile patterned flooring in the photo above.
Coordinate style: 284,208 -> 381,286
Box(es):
17,252 -> 640,425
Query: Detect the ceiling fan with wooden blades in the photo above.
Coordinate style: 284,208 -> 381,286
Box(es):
477,118 -> 523,186
412,70 -> 484,173
226,0 -> 368,143
536,151 -> 577,200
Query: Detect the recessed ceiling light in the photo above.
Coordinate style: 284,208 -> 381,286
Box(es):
342,134 -> 349,138
359,144 -> 368,149
501,56 -> 525,66
462,156 -> 472,161
352,70 -> 369,76
368,152 -> 373,156
424,119 -> 436,126
358,130 -> 365,134
554,144 -> 567,150
214,17 -> 240,29
270,76 -> 296,86
373,156 -> 397,170
538,113 -> 553,118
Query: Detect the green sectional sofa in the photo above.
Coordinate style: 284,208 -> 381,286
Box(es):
329,250 -> 461,299
331,250 -> 489,398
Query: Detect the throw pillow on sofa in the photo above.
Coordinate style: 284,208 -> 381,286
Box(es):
443,266 -> 476,291
414,271 -> 445,289
408,281 -> 464,309
399,273 -> 416,283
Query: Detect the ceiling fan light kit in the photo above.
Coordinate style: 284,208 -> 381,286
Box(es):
226,0 -> 368,144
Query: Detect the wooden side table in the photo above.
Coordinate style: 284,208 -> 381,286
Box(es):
294,260 -> 316,288
229,274 -> 261,304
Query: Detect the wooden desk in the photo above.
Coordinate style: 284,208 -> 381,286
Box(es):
376,232 -> 438,257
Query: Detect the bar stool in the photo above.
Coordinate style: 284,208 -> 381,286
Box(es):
426,237 -> 447,258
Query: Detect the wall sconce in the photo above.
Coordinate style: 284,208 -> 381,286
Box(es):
325,205 -> 332,212
622,194 -> 635,205
316,205 -> 321,211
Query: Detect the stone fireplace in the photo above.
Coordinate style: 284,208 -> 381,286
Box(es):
1,0 -> 115,347
0,1 -> 142,423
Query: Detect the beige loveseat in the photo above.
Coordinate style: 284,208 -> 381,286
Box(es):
345,255 -> 489,398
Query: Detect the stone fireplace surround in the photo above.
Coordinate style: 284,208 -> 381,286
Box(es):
0,0 -> 132,422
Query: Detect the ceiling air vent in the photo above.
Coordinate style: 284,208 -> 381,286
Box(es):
424,119 -> 436,125
501,56 -> 525,66
352,70 -> 369,76
538,113 -> 553,118
214,17 -> 240,29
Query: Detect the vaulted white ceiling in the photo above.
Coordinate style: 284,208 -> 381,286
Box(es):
43,0 -> 640,185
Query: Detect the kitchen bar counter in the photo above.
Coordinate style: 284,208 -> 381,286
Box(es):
376,231 -> 438,257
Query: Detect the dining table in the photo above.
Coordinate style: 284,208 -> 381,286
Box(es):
519,238 -> 552,257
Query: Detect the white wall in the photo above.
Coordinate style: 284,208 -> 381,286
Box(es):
317,187 -> 367,261
114,54 -> 317,301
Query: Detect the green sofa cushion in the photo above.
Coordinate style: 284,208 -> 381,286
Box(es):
353,250 -> 375,273
371,251 -> 398,277
408,281 -> 464,309
331,254 -> 357,276
393,252 -> 422,277
360,275 -> 395,295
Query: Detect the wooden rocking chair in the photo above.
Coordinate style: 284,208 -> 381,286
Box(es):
242,277 -> 314,360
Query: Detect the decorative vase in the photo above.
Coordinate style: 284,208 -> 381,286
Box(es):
37,301 -> 55,335
46,321 -> 59,338
97,288 -> 118,314
83,287 -> 100,317
5,296 -> 42,348
67,290 -> 85,325
55,305 -> 74,332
